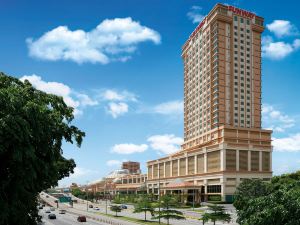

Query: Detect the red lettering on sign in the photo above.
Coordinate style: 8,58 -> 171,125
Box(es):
227,5 -> 255,19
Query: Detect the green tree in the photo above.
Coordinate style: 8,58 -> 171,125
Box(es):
72,188 -> 84,197
0,72 -> 85,225
200,204 -> 231,225
152,194 -> 185,225
235,172 -> 300,225
133,194 -> 154,221
110,205 -> 122,217
233,178 -> 270,211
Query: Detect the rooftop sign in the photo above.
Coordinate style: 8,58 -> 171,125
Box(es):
227,5 -> 255,19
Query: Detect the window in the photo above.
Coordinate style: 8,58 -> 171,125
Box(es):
207,185 -> 221,193
240,18 -> 244,23
234,16 -> 238,21
247,20 -> 250,25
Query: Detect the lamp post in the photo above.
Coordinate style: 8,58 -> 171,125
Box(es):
105,179 -> 108,215
86,181 -> 89,211
192,173 -> 195,211
158,167 -> 161,224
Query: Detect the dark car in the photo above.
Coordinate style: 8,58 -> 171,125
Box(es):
120,204 -> 127,209
77,216 -> 86,222
88,204 -> 93,208
38,205 -> 43,209
48,214 -> 56,219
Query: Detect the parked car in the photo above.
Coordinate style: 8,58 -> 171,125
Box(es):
46,195 -> 49,198
120,204 -> 127,209
50,207 -> 55,211
94,207 -> 100,210
89,204 -> 93,208
48,214 -> 56,219
59,209 -> 66,214
77,216 -> 86,222
45,209 -> 51,213
38,205 -> 43,209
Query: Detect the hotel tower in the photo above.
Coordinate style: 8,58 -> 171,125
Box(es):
147,4 -> 272,202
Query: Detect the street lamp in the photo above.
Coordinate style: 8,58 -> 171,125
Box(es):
105,179 -> 108,215
86,181 -> 89,211
158,167 -> 161,224
192,173 -> 195,211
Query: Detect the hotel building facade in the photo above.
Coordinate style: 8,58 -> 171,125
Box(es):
147,4 -> 272,202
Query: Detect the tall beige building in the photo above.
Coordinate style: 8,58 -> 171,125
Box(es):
147,4 -> 272,202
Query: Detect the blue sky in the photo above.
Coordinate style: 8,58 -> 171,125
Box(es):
1,0 -> 300,187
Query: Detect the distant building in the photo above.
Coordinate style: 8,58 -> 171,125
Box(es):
147,4 -> 272,203
122,161 -> 141,174
87,162 -> 147,196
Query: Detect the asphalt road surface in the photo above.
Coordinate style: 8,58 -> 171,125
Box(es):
39,207 -> 106,225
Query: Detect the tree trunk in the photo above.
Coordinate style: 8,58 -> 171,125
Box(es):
144,211 -> 146,221
167,218 -> 169,225
213,220 -> 215,225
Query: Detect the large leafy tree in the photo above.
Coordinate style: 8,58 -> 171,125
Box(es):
0,72 -> 85,224
234,171 -> 300,225
133,194 -> 154,221
233,178 -> 270,211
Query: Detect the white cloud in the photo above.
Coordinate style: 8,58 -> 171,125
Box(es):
153,100 -> 183,115
102,89 -> 137,102
266,20 -> 298,37
106,159 -> 122,167
106,102 -> 129,118
147,134 -> 183,155
262,40 -> 295,60
273,133 -> 300,152
187,6 -> 205,24
69,167 -> 98,179
27,18 -> 161,64
262,104 -> 295,132
99,89 -> 137,118
20,74 -> 97,116
111,143 -> 148,154
263,20 -> 300,60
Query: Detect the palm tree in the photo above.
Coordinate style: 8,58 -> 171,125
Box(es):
152,194 -> 185,225
133,194 -> 154,221
200,204 -> 231,225
110,205 -> 122,217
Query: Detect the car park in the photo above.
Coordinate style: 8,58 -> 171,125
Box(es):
48,214 -> 56,219
77,216 -> 87,222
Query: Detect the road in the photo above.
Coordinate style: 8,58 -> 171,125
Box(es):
40,193 -> 238,225
40,207 -> 107,225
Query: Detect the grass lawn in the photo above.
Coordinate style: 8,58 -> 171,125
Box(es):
94,211 -> 168,225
